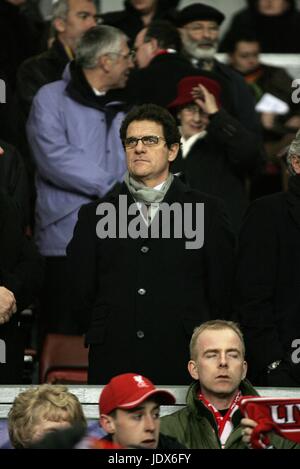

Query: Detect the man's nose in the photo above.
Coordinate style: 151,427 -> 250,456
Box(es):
218,353 -> 229,367
134,140 -> 146,153
88,16 -> 97,28
144,415 -> 156,432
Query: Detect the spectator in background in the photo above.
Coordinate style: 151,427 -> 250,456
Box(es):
228,34 -> 300,138
8,385 -> 86,448
169,76 -> 262,233
125,20 -> 198,107
234,130 -> 300,387
27,25 -> 132,336
176,3 -> 259,134
17,0 -> 98,119
100,0 -> 179,43
220,0 -> 300,53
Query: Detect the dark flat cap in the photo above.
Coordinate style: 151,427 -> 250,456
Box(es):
176,3 -> 225,27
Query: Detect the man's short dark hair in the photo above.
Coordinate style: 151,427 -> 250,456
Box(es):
120,104 -> 181,149
144,20 -> 182,52
227,33 -> 260,54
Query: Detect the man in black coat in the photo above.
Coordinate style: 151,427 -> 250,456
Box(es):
176,3 -> 260,135
234,130 -> 300,386
100,0 -> 179,43
67,104 -> 235,385
125,20 -> 199,108
0,192 -> 43,383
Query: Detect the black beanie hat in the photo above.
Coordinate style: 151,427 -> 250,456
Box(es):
176,3 -> 225,27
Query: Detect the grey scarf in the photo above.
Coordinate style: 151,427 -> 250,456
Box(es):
124,171 -> 174,204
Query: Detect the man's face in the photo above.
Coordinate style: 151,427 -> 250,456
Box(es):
108,38 -> 135,88
134,28 -> 155,69
131,0 -> 157,14
108,400 -> 160,449
188,328 -> 247,401
181,20 -> 219,60
125,120 -> 178,187
178,103 -> 209,139
258,0 -> 288,15
230,41 -> 260,74
57,0 -> 97,49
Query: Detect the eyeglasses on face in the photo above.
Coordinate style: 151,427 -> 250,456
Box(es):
123,135 -> 166,148
109,50 -> 136,61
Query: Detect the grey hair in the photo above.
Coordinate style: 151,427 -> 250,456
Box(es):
52,0 -> 69,21
75,25 -> 127,69
287,130 -> 300,175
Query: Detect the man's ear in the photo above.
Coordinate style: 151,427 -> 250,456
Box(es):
241,361 -> 248,381
168,143 -> 180,162
188,360 -> 199,380
100,414 -> 116,434
99,54 -> 114,73
53,17 -> 66,34
291,155 -> 300,174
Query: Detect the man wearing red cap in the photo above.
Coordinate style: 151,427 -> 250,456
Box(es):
169,75 -> 262,232
97,373 -> 186,449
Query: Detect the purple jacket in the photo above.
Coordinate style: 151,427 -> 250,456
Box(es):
27,68 -> 126,256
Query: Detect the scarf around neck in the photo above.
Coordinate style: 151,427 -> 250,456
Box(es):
124,171 -> 174,204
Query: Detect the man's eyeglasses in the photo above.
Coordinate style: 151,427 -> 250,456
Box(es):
123,135 -> 166,148
109,50 -> 136,61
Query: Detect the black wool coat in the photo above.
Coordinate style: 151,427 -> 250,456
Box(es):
67,177 -> 235,384
234,176 -> 300,385
172,109 -> 263,233
0,193 -> 43,383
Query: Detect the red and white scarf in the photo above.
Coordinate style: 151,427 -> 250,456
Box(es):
198,391 -> 241,448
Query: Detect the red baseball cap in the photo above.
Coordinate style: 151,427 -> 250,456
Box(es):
168,75 -> 222,109
99,373 -> 176,415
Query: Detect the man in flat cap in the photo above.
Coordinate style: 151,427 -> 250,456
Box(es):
176,3 -> 259,134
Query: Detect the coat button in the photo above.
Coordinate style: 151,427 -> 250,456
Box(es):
138,288 -> 146,295
141,246 -> 149,253
137,330 -> 145,339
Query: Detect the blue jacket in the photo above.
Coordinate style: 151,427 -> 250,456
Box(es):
27,66 -> 126,256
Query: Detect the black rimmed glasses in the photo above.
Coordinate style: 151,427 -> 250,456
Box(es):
123,135 -> 166,149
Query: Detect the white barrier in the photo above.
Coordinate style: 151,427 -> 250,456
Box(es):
0,385 -> 300,419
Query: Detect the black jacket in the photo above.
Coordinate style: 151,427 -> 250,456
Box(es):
125,52 -> 200,107
172,109 -> 263,232
0,139 -> 29,226
0,192 -> 43,383
220,0 -> 300,53
234,175 -> 300,385
67,177 -> 235,384
16,39 -> 70,119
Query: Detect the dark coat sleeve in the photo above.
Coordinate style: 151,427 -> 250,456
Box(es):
203,196 -> 236,317
0,194 -> 43,312
208,109 -> 264,176
66,202 -> 98,334
233,198 -> 284,376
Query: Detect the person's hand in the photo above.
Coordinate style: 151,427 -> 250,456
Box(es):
241,417 -> 258,447
191,84 -> 219,115
0,146 -> 4,156
0,287 -> 17,325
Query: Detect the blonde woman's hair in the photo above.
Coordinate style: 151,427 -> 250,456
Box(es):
8,384 -> 87,448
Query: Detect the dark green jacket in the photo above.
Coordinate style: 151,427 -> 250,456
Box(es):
160,380 -> 299,449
